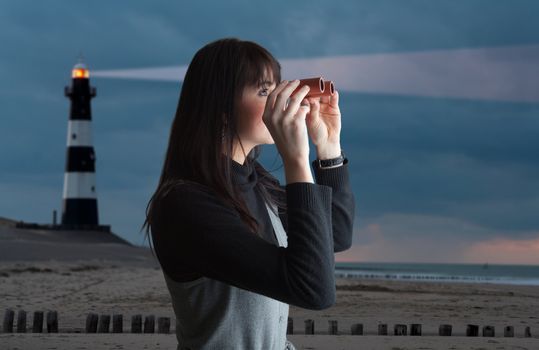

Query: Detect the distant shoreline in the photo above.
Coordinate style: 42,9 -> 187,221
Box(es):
335,261 -> 539,286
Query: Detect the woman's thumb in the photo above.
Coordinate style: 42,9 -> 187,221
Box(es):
298,104 -> 310,119
310,100 -> 320,118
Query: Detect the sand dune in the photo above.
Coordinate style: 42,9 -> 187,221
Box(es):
0,216 -> 155,264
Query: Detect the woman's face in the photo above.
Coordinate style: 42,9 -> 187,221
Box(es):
234,74 -> 278,149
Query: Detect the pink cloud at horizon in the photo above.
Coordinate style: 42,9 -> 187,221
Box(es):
335,214 -> 539,265
460,236 -> 539,265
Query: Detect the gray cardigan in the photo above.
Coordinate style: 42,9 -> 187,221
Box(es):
162,200 -> 290,350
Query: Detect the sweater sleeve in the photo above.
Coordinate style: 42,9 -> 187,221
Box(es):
151,182 -> 336,310
277,158 -> 355,252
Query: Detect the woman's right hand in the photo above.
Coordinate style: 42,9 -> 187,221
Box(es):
262,79 -> 312,166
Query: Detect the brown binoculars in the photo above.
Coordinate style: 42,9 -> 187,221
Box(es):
290,77 -> 336,98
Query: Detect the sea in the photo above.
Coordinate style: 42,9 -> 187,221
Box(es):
334,262 -> 539,286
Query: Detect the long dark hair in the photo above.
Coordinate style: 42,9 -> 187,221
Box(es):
140,37 -> 287,255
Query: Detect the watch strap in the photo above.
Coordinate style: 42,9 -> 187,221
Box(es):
317,150 -> 345,169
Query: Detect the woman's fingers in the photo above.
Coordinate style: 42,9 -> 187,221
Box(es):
309,97 -> 320,116
329,90 -> 339,108
274,80 -> 302,113
307,96 -> 320,104
297,101 -> 310,120
320,95 -> 330,105
282,84 -> 311,121
263,80 -> 288,122
262,79 -> 312,164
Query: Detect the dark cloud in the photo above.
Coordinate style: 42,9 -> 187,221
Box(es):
341,92 -> 539,233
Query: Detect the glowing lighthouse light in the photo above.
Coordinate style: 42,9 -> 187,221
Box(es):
72,62 -> 90,79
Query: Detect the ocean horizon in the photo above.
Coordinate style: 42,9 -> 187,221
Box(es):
334,261 -> 539,286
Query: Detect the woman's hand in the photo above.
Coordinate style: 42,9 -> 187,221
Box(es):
305,91 -> 342,159
262,80 -> 312,166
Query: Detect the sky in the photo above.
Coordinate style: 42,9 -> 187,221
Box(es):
1,1 -> 538,264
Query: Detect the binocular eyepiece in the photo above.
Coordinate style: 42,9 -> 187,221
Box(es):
290,77 -> 335,98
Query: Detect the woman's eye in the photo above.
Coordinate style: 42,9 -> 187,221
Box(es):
259,88 -> 269,96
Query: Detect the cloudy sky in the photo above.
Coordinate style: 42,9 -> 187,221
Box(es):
1,1 -> 538,264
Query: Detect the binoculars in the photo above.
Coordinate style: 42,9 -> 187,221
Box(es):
290,77 -> 336,98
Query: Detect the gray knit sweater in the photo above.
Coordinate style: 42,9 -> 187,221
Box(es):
152,156 -> 355,349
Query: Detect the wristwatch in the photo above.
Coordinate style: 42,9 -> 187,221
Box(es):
317,149 -> 345,169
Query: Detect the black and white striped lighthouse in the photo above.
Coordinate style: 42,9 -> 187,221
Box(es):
61,60 -> 99,227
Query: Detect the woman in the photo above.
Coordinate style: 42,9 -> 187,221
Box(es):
142,37 -> 355,350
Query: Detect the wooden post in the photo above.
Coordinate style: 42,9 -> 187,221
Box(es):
32,311 -> 43,333
98,314 -> 111,333
466,324 -> 479,336
3,309 -> 14,333
328,320 -> 338,335
410,323 -> 422,336
524,326 -> 531,338
85,313 -> 98,333
286,317 -> 293,335
46,311 -> 58,333
351,323 -> 363,335
157,317 -> 170,334
439,324 -> 452,336
131,314 -> 142,333
378,323 -> 388,335
394,324 -> 407,335
304,319 -> 314,335
144,315 -> 155,333
504,325 -> 514,337
112,314 -> 123,333
483,325 -> 495,337
16,310 -> 26,333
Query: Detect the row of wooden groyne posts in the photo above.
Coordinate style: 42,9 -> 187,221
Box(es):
1,309 -> 534,337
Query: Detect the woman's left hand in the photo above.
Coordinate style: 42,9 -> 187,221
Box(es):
304,90 -> 342,156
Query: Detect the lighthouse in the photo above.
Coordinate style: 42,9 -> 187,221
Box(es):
61,60 -> 100,228
13,58 -> 113,234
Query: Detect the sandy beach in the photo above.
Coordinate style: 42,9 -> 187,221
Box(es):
1,217 -> 538,348
1,258 -> 538,349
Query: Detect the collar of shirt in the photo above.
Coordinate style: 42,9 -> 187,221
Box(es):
229,156 -> 258,193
